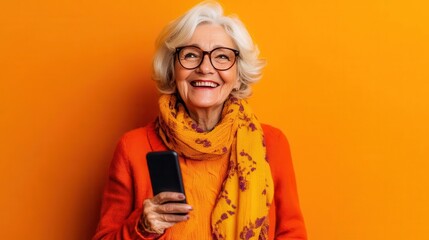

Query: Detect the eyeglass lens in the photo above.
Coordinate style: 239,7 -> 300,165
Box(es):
177,46 -> 237,70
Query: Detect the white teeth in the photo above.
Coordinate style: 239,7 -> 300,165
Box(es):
192,81 -> 218,88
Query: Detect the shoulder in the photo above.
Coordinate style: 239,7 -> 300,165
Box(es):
108,121 -> 161,174
261,123 -> 285,137
116,121 -> 159,154
122,121 -> 156,140
261,123 -> 290,149
260,123 -> 292,172
118,120 -> 166,155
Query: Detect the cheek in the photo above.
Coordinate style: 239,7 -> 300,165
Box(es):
174,63 -> 188,87
220,68 -> 239,86
174,63 -> 193,95
174,62 -> 184,81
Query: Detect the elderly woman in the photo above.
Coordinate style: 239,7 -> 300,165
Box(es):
93,1 -> 306,240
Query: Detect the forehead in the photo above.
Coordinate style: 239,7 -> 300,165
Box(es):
187,23 -> 235,49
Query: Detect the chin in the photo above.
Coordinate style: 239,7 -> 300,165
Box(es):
189,100 -> 223,109
193,103 -> 220,109
188,97 -> 219,107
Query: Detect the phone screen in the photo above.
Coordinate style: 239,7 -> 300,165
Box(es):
146,151 -> 186,203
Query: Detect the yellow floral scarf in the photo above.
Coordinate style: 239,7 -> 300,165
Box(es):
158,94 -> 274,240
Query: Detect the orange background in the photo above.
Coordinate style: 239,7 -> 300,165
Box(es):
1,0 -> 428,239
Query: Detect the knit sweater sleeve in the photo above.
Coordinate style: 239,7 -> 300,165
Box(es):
92,136 -> 156,240
263,125 -> 307,240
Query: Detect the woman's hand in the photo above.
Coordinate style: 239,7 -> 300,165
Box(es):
140,192 -> 192,235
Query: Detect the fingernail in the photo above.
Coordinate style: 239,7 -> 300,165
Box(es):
178,194 -> 185,200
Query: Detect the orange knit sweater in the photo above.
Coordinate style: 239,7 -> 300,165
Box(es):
92,121 -> 307,239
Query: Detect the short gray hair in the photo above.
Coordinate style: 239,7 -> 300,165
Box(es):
152,0 -> 265,99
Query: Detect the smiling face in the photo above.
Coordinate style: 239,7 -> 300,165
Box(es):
174,23 -> 240,119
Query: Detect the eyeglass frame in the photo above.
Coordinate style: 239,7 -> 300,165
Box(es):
175,45 -> 240,71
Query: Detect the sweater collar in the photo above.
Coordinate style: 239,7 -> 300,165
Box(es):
146,120 -> 168,151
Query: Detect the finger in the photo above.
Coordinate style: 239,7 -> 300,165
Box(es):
141,210 -> 176,234
152,192 -> 186,205
143,198 -> 156,211
159,213 -> 190,223
156,203 -> 193,214
149,220 -> 177,234
144,212 -> 189,234
143,217 -> 174,235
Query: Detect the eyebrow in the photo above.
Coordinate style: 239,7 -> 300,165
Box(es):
183,44 -> 234,50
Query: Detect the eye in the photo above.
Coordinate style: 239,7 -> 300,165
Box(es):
218,54 -> 230,60
180,47 -> 201,60
184,52 -> 199,59
212,48 -> 235,62
214,54 -> 231,61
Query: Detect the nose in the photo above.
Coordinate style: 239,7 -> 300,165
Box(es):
197,53 -> 214,74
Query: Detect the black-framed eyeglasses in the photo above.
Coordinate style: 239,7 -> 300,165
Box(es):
175,45 -> 239,71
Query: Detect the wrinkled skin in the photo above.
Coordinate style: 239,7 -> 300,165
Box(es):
141,192 -> 192,234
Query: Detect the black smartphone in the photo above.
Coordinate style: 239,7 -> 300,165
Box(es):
146,151 -> 186,203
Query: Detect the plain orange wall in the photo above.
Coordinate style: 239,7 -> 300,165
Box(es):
1,0 -> 428,239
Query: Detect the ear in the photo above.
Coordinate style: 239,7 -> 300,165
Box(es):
234,78 -> 241,90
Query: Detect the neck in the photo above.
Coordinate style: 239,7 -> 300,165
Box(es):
187,105 -> 223,132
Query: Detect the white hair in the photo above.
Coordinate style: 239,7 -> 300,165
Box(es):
152,0 -> 265,98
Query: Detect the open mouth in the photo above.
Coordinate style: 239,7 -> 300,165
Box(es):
190,80 -> 219,88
